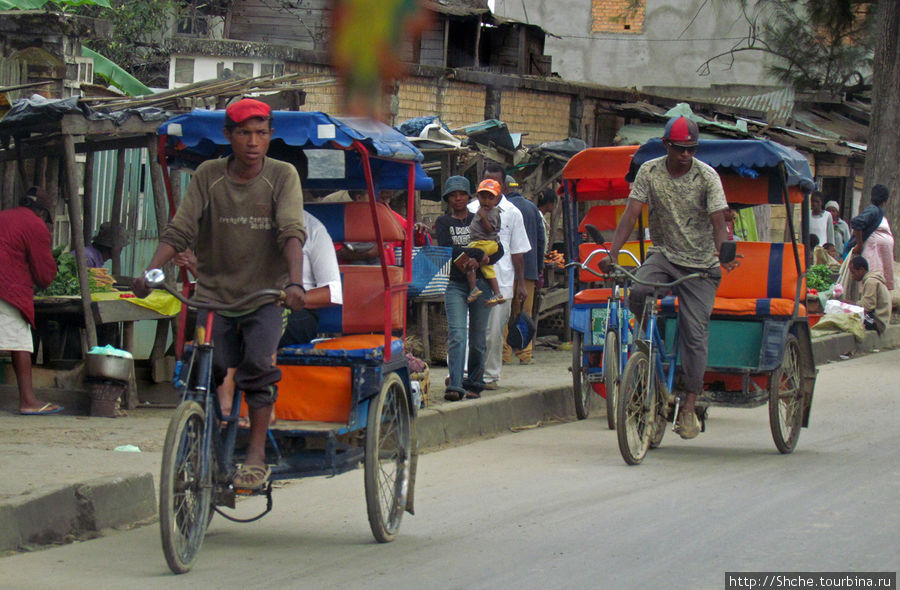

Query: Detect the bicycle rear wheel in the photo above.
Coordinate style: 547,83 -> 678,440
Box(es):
160,401 -> 212,574
616,351 -> 653,465
769,334 -> 803,454
572,331 -> 592,419
365,372 -> 412,543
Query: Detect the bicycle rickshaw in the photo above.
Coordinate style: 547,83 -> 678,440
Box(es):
150,110 -> 433,573
564,139 -> 818,464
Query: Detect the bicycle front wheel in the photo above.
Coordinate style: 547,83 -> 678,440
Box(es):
603,330 -> 619,430
616,351 -> 653,465
365,372 -> 412,543
160,401 -> 212,574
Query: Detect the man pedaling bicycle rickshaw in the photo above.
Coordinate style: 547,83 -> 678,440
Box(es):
133,98 -> 307,491
600,116 -> 739,439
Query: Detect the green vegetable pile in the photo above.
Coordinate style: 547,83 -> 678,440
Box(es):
36,247 -> 115,296
806,264 -> 834,292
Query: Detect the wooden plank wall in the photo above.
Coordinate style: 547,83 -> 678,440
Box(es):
228,0 -> 330,50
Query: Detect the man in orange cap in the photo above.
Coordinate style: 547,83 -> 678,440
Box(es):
134,98 -> 307,490
603,115 -> 736,440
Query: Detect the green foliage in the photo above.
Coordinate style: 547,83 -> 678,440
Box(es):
0,0 -> 110,9
807,264 -> 835,291
37,247 -> 114,296
698,0 -> 875,95
74,0 -> 182,88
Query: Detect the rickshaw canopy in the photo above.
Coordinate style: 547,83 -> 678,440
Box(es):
561,145 -> 639,201
157,110 -> 434,192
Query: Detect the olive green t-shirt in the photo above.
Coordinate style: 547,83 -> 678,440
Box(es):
629,155 -> 728,269
161,156 -> 306,308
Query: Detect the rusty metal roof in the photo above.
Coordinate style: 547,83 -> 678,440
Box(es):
422,0 -> 490,17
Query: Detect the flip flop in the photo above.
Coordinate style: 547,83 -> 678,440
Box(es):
233,463 -> 270,491
19,403 -> 64,416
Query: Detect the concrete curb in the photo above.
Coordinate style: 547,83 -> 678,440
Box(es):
416,386 -> 576,451
0,474 -> 155,553
811,323 -> 900,365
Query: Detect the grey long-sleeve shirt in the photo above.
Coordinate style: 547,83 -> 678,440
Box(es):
161,156 -> 306,306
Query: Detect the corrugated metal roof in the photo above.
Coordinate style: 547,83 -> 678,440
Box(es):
711,87 -> 795,126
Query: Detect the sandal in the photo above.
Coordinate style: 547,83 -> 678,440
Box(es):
233,463 -> 270,490
676,411 -> 701,439
465,391 -> 481,399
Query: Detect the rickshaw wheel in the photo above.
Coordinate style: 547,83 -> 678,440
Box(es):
365,372 -> 412,543
603,330 -> 619,430
617,351 -> 653,465
769,334 -> 803,454
572,331 -> 592,419
648,374 -> 668,449
160,401 -> 211,574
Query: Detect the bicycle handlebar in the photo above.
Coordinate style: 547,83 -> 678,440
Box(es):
611,264 -> 708,289
565,247 -> 642,280
143,269 -> 285,312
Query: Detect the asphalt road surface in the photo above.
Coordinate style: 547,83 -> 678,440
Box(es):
1,350 -> 898,590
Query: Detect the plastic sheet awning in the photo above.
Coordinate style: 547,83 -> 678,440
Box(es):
158,110 -> 434,191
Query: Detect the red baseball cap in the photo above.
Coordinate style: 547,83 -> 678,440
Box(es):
663,116 -> 699,146
477,179 -> 502,197
225,98 -> 272,124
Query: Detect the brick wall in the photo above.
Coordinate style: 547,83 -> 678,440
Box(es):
591,0 -> 645,34
500,89 -> 570,144
395,79 -> 486,130
286,62 -> 342,113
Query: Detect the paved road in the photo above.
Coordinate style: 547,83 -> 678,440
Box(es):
1,350 -> 898,590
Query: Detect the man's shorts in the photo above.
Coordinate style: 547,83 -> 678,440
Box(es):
0,299 -> 34,353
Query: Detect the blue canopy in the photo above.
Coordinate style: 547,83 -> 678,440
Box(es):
157,110 -> 434,191
627,138 -> 815,192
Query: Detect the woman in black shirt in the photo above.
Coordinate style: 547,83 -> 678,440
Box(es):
435,176 -> 503,401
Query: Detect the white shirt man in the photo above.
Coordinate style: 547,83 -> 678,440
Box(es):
280,210 -> 342,347
468,193 -> 531,385
301,210 -> 342,305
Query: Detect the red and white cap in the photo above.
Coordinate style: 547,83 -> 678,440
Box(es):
662,116 -> 699,146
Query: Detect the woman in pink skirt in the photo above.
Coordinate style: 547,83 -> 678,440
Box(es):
851,184 -> 894,291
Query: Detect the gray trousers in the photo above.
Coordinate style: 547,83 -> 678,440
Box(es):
628,253 -> 721,394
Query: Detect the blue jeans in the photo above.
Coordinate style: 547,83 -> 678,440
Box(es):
444,278 -> 492,394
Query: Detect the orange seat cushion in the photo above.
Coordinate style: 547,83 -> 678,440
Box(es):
574,288 -> 622,304
274,335 -> 403,422
659,296 -> 806,317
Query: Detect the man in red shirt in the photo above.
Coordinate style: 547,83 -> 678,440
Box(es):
0,187 -> 60,414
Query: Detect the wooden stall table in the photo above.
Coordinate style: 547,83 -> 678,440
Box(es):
34,290 -> 180,408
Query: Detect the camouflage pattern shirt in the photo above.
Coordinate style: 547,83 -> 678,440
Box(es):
629,155 -> 728,269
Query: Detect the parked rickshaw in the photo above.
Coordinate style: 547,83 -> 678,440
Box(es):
149,110 -> 433,573
563,145 -> 646,427
564,139 -> 818,464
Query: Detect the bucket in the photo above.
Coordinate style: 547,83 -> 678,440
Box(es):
89,381 -> 127,418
